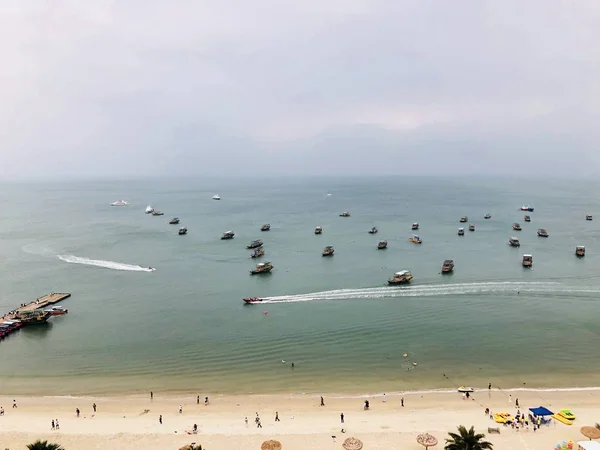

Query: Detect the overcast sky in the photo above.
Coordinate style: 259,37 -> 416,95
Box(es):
1,0 -> 599,178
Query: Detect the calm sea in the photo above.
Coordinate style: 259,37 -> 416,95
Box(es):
1,176 -> 599,396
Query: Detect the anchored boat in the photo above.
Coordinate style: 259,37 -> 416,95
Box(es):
377,240 -> 388,249
247,239 -> 263,249
314,226 -> 323,235
221,231 -> 235,240
368,226 -> 378,234
261,224 -> 271,231
412,222 -> 419,230
441,259 -> 454,273
178,227 -> 188,235
409,235 -> 423,244
388,270 -> 413,285
576,245 -> 585,257
169,217 -> 180,224
508,237 -> 520,247
339,211 -> 351,217
250,262 -> 273,275
457,228 -> 465,236
322,246 -> 335,256
522,254 -> 533,267
537,228 -> 549,237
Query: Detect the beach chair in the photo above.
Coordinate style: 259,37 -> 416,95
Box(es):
488,427 -> 500,434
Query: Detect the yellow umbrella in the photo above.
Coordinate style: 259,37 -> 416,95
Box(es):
342,437 -> 364,450
581,426 -> 600,440
261,440 -> 283,450
416,433 -> 438,449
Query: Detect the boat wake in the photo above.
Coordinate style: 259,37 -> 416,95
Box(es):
260,281 -> 589,304
57,255 -> 155,272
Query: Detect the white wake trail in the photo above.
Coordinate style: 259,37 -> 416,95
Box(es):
57,255 -> 155,272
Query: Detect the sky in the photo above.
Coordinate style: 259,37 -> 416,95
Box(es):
0,0 -> 599,179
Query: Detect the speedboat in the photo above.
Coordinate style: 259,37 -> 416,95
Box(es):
508,237 -> 520,247
247,239 -> 263,249
524,215 -> 531,222
459,216 -> 468,223
484,214 -> 491,219
522,254 -> 533,267
512,223 -> 522,231
576,245 -> 585,257
243,297 -> 264,304
537,228 -> 549,237
178,227 -> 187,235
251,247 -> 264,258
111,200 -> 129,206
368,226 -> 378,234
221,231 -> 235,240
441,259 -> 454,273
409,235 -> 423,244
457,228 -> 465,236
151,210 -> 164,216
250,262 -> 273,275
261,224 -> 271,231
322,246 -> 335,256
457,386 -> 474,393
43,306 -> 68,315
412,222 -> 419,230
377,240 -> 388,249
388,270 -> 413,285
145,205 -> 154,214
314,226 -> 323,235
169,217 -> 180,224
586,214 -> 593,221
468,224 -> 475,231
339,211 -> 351,217
520,205 -> 534,212
213,194 -> 221,200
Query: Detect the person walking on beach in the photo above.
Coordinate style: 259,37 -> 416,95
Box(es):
150,391 -> 153,401
179,405 -> 183,414
197,396 -> 200,405
0,407 -> 4,416
275,411 -> 280,422
383,393 -> 386,403
257,417 -> 263,428
159,415 -> 162,424
51,420 -> 55,430
92,403 -> 97,413
488,382 -> 492,390
320,396 -> 325,407
516,398 -> 520,408
509,394 -> 512,403
245,417 -> 248,426
76,408 -> 80,417
205,396 -> 209,406
55,419 -> 59,430
12,400 -> 17,409
340,413 -> 344,424
401,397 -> 404,407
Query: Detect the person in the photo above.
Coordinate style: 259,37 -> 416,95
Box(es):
179,405 -> 183,414
509,394 -> 512,403
150,391 -> 153,401
55,419 -> 59,430
516,398 -> 520,408
0,407 -> 4,416
193,424 -> 198,433
364,400 -> 369,410
401,397 -> 404,407
76,408 -> 80,417
159,415 -> 162,424
275,411 -> 280,422
291,362 -> 295,369
340,412 -> 344,423
488,383 -> 492,390
12,400 -> 17,409
383,393 -> 386,403
320,396 -> 325,407
51,420 -> 55,430
245,417 -> 248,426
92,403 -> 97,413
257,418 -> 262,428
205,397 -> 209,406
466,391 -> 470,399
197,396 -> 200,405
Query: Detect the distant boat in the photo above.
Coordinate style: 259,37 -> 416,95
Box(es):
586,214 -> 593,221
151,210 -> 164,216
261,224 -> 271,231
377,240 -> 388,250
169,217 -> 180,224
484,214 -> 491,219
213,194 -> 221,200
576,245 -> 585,257
520,205 -> 534,212
368,226 -> 378,234
111,200 -> 129,206
178,227 -> 187,235
412,223 -> 419,230
145,205 -> 154,214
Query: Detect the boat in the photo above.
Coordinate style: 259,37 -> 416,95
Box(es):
169,217 -> 180,224
520,205 -> 534,212
441,259 -> 454,273
111,200 -> 129,206
586,214 -> 593,221
459,216 -> 468,223
221,231 -> 235,240
409,235 -> 423,244
468,224 -> 475,231
484,214 -> 491,219
151,210 -> 164,216
243,297 -> 264,304
368,226 -> 378,234
552,413 -> 573,425
537,228 -> 549,237
388,270 -> 413,285
412,222 -> 419,230
524,215 -> 531,222
251,247 -> 264,258
493,413 -> 512,424
522,254 -> 533,267
43,306 -> 68,315
576,245 -> 585,257
322,246 -> 335,256
377,240 -> 388,249
247,239 -> 263,249
261,224 -> 271,231
213,194 -> 221,200
457,386 -> 474,393
508,237 -> 520,247
339,211 -> 351,217
250,261 -> 273,275
178,227 -> 188,235
457,228 -> 464,236
15,310 -> 51,325
558,409 -> 576,421
145,205 -> 154,214
314,226 -> 323,235
512,223 -> 522,231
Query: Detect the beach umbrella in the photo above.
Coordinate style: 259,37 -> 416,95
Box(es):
342,437 -> 364,450
261,440 -> 282,450
581,426 -> 600,440
416,433 -> 438,449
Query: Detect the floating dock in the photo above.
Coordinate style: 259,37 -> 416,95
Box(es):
3,293 -> 71,319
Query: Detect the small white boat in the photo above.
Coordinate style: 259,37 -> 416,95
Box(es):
213,194 -> 221,200
145,205 -> 154,214
111,200 -> 129,206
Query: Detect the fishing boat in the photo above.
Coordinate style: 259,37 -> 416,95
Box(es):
537,228 -> 549,237
576,245 -> 585,257
314,226 -> 323,235
459,216 -> 468,223
468,224 -> 475,231
339,211 -> 351,217
178,227 -> 187,235
377,240 -> 388,249
484,214 -> 491,219
221,231 -> 235,240
441,259 -> 454,273
409,235 -> 423,244
368,226 -> 378,234
247,239 -> 263,249
388,270 -> 413,285
261,224 -> 271,231
251,247 -> 264,258
586,214 -> 593,221
512,223 -> 522,231
145,205 -> 154,214
524,215 -> 531,222
151,210 -> 164,216
250,262 -> 273,275
212,194 -> 221,200
169,217 -> 180,224
522,254 -> 533,267
322,246 -> 335,256
43,306 -> 68,315
111,200 -> 129,206
520,205 -> 534,212
508,237 -> 520,247
15,310 -> 51,325
412,222 -> 419,230
458,228 -> 465,236
243,297 -> 264,304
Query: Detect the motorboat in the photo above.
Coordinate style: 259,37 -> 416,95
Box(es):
409,235 -> 423,244
221,231 -> 235,240
508,237 -> 520,247
522,254 -> 533,267
247,239 -> 263,249
322,246 -> 335,256
484,214 -> 491,219
412,222 -> 419,230
314,226 -> 323,235
261,224 -> 271,231
537,228 -> 549,237
368,226 -> 378,234
576,245 -> 585,257
512,223 -> 522,231
459,216 -> 468,223
468,224 -> 475,231
250,262 -> 273,275
43,306 -> 68,315
586,214 -> 593,221
145,205 -> 154,214
169,217 -> 180,224
339,211 -> 351,217
178,227 -> 188,235
251,247 -> 264,258
520,205 -> 534,212
524,215 -> 531,222
457,386 -> 474,393
388,270 -> 413,285
111,200 -> 129,206
151,210 -> 164,216
441,259 -> 454,273
377,240 -> 388,249
457,228 -> 465,236
15,310 -> 51,325
213,194 -> 221,200
243,297 -> 264,304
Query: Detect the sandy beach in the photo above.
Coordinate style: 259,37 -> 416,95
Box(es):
1,388 -> 598,449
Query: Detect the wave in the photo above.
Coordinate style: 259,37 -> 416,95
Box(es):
260,281 -> 595,304
57,255 -> 155,272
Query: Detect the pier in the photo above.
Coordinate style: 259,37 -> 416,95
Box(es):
2,293 -> 71,320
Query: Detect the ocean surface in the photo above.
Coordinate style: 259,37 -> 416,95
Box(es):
1,176 -> 599,396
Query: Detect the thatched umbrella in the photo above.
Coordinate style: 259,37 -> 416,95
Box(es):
261,440 -> 282,450
342,437 -> 364,450
416,433 -> 438,449
581,426 -> 600,440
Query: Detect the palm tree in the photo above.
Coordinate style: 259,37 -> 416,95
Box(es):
26,441 -> 65,450
445,425 -> 493,450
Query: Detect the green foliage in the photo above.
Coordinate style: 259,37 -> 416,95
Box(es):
445,425 -> 493,450
26,441 -> 65,450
